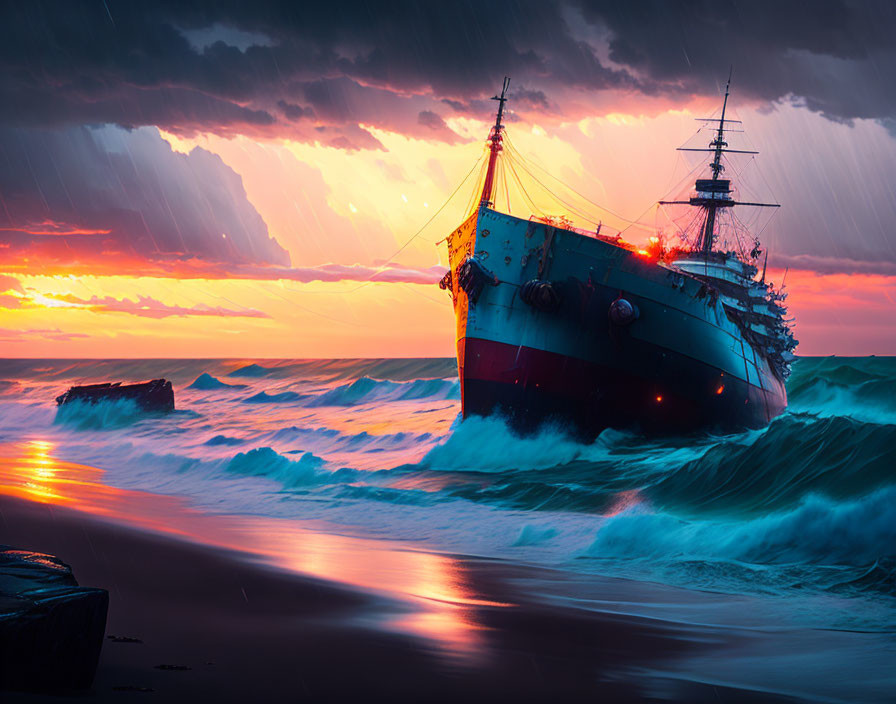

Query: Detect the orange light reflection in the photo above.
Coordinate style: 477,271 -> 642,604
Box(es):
603,489 -> 643,518
0,441 -> 507,661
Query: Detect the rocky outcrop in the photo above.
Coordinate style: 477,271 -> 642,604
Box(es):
56,378 -> 175,413
0,547 -> 108,691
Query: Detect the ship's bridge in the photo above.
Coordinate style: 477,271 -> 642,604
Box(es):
690,179 -> 733,207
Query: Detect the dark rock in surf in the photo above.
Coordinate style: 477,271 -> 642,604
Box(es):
0,547 -> 109,691
55,378 -> 174,413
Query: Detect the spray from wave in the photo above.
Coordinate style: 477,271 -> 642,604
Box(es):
54,398 -> 150,431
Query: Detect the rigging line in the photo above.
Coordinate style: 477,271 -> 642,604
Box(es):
721,210 -> 750,259
726,157 -> 760,202
355,148 -> 487,280
503,155 -> 536,214
652,157 -> 713,238
501,154 -> 512,214
300,150 -> 487,297
661,156 -> 708,199
465,155 -> 489,217
154,277 -> 253,315
508,153 -> 604,227
503,140 -> 600,223
508,161 -> 610,228
682,210 -> 703,246
753,154 -> 781,208
730,207 -> 754,235
505,135 -> 665,235
495,153 -> 505,212
500,150 -> 527,202
635,156 -> 710,240
751,205 -> 779,241
662,150 -> 687,195
464,169 -> 477,216
728,188 -> 778,242
470,154 -> 487,214
244,279 -> 370,327
505,154 -> 546,217
666,205 -> 703,243
153,271 -> 283,316
619,201 -> 662,236
520,167 -> 606,226
503,135 -> 638,225
401,281 -> 450,305
503,136 -> 604,213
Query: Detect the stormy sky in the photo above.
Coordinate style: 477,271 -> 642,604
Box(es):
4,1 -> 895,128
0,0 -> 894,354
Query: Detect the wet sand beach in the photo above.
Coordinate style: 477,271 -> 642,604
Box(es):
2,491 -> 810,703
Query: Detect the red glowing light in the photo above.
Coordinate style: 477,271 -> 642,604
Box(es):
716,385 -> 724,395
655,395 -> 663,402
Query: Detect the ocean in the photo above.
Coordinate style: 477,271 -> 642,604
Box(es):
1,356 -> 895,700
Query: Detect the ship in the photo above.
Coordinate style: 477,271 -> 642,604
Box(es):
440,76 -> 797,437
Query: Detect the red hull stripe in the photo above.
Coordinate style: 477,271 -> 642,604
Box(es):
461,337 -> 607,400
459,336 -> 785,435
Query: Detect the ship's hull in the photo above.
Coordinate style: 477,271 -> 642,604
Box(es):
446,207 -> 787,438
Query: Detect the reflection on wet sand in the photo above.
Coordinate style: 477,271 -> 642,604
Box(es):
0,440 -> 504,662
234,524 -> 506,659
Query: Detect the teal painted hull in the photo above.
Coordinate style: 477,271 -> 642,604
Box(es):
446,207 -> 787,437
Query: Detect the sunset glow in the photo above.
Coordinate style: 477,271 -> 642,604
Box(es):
3,109 -> 895,357
1,5 -> 894,358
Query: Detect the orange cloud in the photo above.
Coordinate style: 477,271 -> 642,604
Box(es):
0,253 -> 445,285
0,327 -> 89,342
0,220 -> 112,236
41,293 -> 271,319
0,274 -> 23,293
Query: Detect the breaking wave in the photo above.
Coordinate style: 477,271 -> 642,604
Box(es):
224,446 -> 355,488
787,356 -> 896,422
420,414 -> 606,471
243,390 -> 307,404
53,398 -> 151,431
646,413 -> 896,515
308,376 -> 459,406
587,486 -> 896,572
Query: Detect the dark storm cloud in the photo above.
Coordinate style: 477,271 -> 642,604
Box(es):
1,1 -> 896,139
772,255 -> 896,277
0,0 -> 639,142
578,0 -> 896,124
0,125 -> 289,270
277,101 -> 314,122
418,110 -> 449,131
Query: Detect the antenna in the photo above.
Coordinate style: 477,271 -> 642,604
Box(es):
479,77 -> 510,208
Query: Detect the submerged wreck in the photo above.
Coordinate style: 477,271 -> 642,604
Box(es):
56,379 -> 175,413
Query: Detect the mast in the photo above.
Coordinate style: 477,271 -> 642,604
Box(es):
698,70 -> 732,253
480,77 -> 510,208
658,71 -> 779,257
